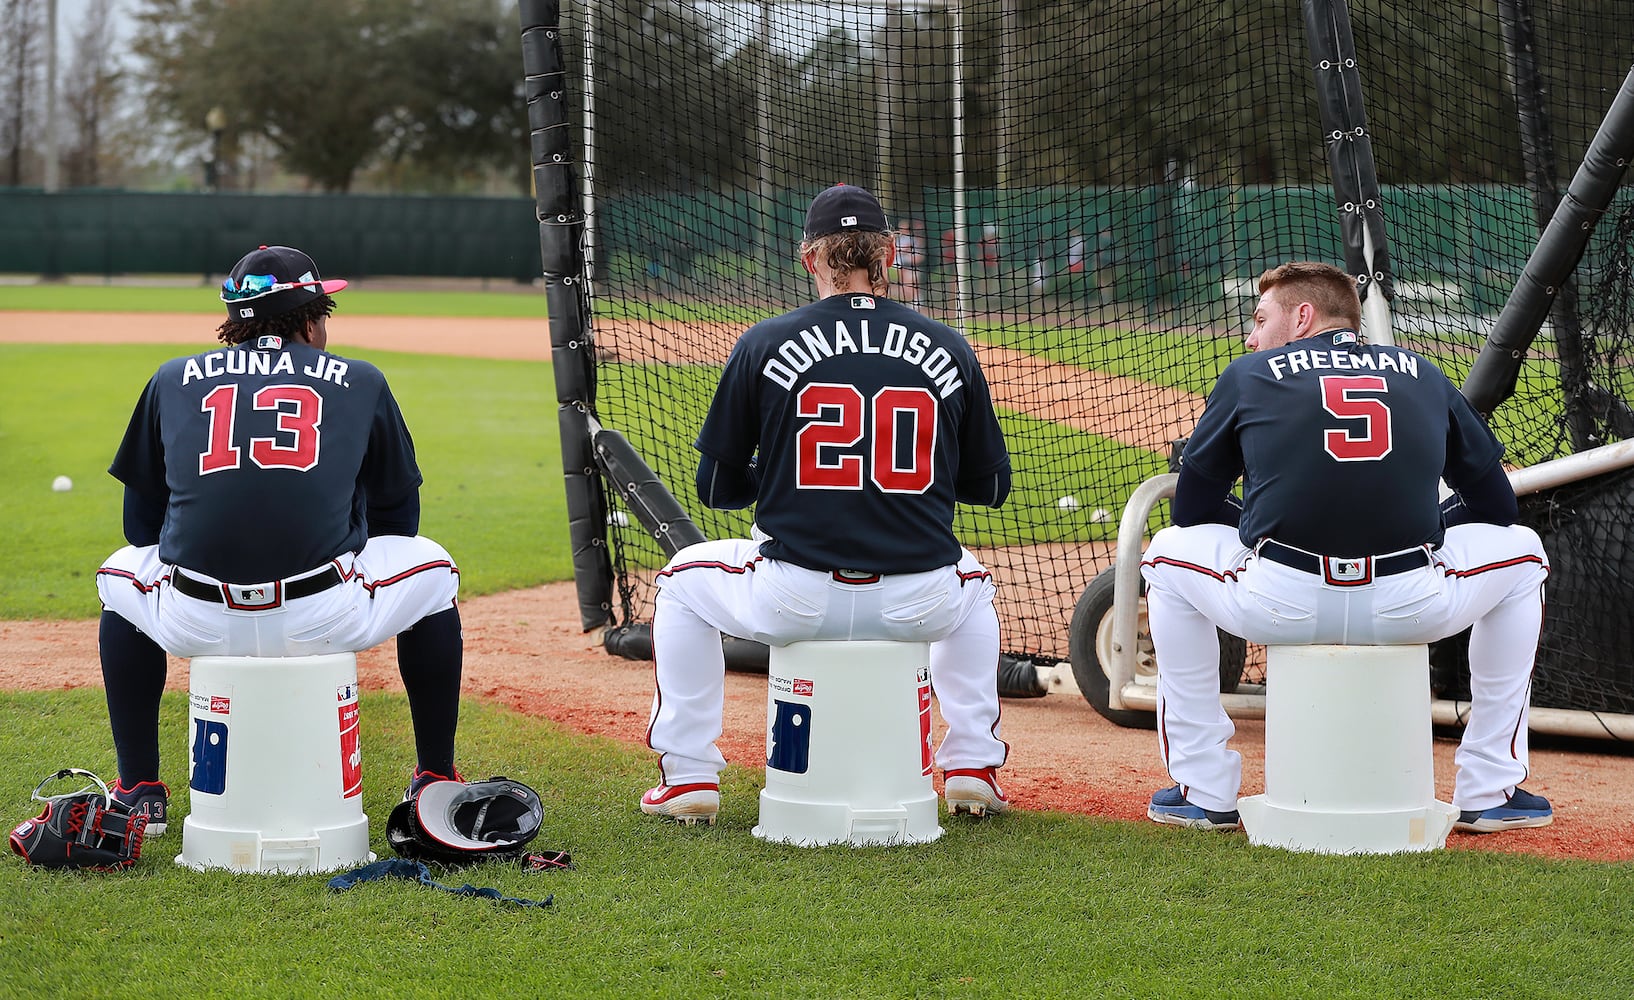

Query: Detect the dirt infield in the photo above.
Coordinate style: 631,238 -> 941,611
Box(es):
4,310 -> 1630,863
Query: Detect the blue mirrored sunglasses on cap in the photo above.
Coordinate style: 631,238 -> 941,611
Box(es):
220,273 -> 325,301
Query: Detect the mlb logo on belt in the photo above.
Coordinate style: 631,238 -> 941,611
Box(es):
1323,555 -> 1373,587
224,582 -> 282,609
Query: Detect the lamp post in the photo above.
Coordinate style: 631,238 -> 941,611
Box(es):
204,106 -> 227,191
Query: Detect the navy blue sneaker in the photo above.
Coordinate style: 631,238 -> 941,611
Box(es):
1454,787 -> 1553,833
402,767 -> 463,802
1147,784 -> 1241,831
110,779 -> 170,838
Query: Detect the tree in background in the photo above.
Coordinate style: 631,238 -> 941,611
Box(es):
374,0 -> 527,194
131,0 -> 524,193
0,0 -> 45,187
62,0 -> 122,188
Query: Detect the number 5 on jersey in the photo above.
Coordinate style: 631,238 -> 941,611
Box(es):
1320,374 -> 1392,462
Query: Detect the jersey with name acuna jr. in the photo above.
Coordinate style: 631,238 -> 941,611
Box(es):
697,294 -> 1009,574
109,339 -> 423,582
1182,329 -> 1503,556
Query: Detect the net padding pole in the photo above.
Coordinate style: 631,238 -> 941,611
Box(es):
1500,0 -> 1592,447
1463,65 -> 1634,420
1302,0 -> 1395,345
520,0 -> 615,631
951,0 -> 970,331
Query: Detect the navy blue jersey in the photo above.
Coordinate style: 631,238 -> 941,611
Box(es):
109,339 -> 422,581
696,294 -> 1009,573
1182,329 -> 1503,555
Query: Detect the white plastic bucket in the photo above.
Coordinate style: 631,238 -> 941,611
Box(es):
176,652 -> 374,873
1237,644 -> 1458,854
753,640 -> 943,847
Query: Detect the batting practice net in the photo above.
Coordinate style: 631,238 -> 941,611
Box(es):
531,1 -> 1634,717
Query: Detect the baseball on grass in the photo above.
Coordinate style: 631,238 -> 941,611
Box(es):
51,475 -> 73,493
1056,495 -> 1080,511
607,510 -> 630,527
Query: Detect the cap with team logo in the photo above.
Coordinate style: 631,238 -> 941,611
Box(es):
803,184 -> 890,240
220,245 -> 349,320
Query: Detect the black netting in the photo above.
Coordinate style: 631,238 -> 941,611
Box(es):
563,1 -> 1634,712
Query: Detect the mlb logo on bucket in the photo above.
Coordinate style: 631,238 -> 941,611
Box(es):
792,678 -> 814,697
767,700 -> 812,774
336,683 -> 358,703
190,718 -> 229,796
209,695 -> 231,715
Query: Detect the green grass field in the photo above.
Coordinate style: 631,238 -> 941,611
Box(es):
2,689 -> 1632,1000
0,343 -> 569,619
0,282 -> 551,318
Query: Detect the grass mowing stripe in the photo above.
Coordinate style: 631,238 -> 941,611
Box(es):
0,284 -> 552,318
1,688 -> 1631,999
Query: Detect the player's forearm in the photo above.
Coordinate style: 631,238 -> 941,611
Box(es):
122,488 -> 165,547
367,493 -> 421,537
1444,462 -> 1518,526
696,453 -> 758,510
955,466 -> 1010,508
1171,465 -> 1238,527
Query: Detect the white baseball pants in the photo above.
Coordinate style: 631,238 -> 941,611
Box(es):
1140,522 -> 1548,813
646,538 -> 1008,787
97,535 -> 460,658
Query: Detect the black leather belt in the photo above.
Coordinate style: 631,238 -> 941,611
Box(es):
1257,540 -> 1430,580
171,566 -> 345,605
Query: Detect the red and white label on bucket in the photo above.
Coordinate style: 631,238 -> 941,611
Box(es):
917,666 -> 933,776
337,684 -> 362,799
792,678 -> 814,697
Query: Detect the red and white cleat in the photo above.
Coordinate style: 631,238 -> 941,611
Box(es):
640,782 -> 721,825
943,767 -> 1010,817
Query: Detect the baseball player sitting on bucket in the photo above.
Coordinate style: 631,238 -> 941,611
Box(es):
1140,260 -> 1551,835
94,245 -> 465,835
641,184 -> 1013,825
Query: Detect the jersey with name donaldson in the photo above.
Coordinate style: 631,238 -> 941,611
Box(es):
696,294 -> 1008,574
1183,330 -> 1503,555
109,341 -> 423,581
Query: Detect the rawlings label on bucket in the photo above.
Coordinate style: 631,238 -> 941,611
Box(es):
917,666 -> 933,776
337,685 -> 362,799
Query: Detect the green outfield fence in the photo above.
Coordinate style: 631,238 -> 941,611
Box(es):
0,185 -> 1551,310
0,190 -> 542,280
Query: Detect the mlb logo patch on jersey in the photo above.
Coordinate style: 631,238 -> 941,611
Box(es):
1331,329 -> 1358,345
850,295 -> 876,309
256,335 -> 283,350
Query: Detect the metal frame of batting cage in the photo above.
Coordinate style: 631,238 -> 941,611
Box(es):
1098,440 -> 1634,742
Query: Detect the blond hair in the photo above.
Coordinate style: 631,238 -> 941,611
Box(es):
800,230 -> 892,296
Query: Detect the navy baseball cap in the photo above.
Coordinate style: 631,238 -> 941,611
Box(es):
804,184 -> 890,240
220,245 -> 349,320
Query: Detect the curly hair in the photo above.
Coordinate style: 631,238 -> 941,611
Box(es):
216,295 -> 337,346
800,230 -> 893,297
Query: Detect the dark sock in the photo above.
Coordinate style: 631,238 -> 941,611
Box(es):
98,610 -> 168,786
396,604 -> 462,777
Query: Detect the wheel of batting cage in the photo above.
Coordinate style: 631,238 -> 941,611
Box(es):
1068,566 -> 1247,730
